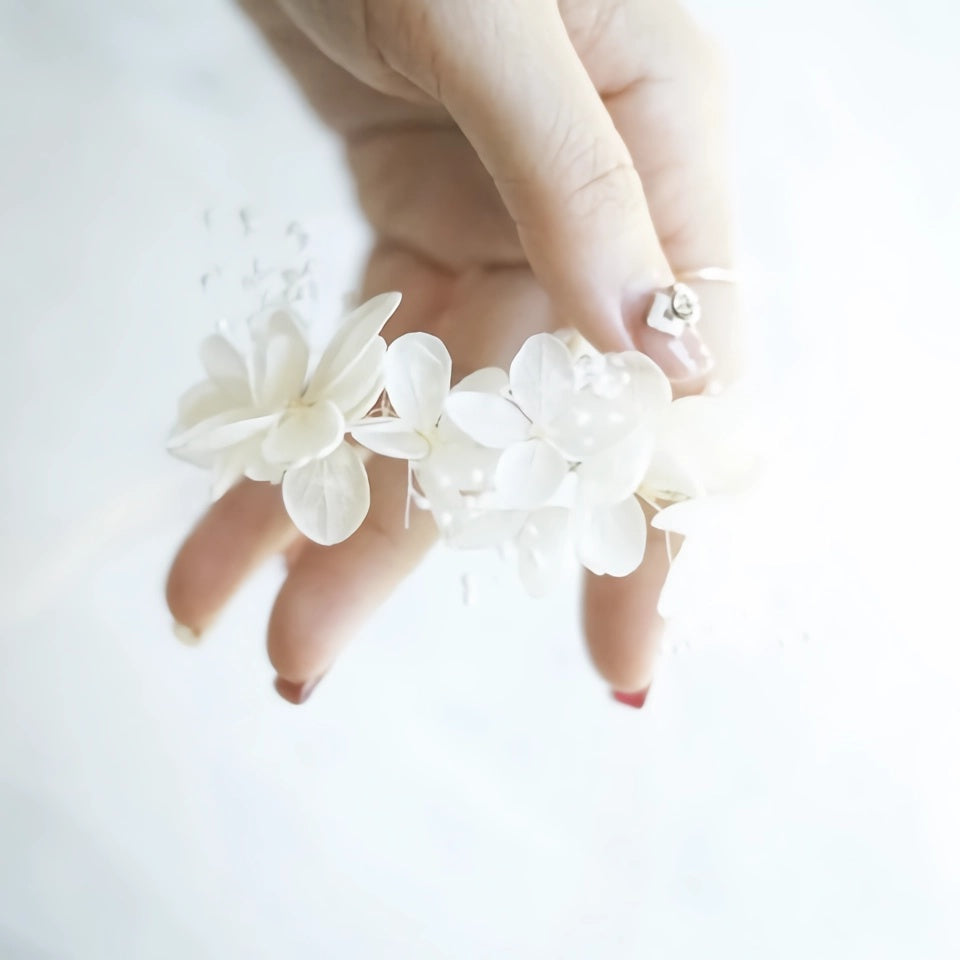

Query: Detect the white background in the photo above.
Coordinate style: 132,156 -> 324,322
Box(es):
1,1 -> 958,957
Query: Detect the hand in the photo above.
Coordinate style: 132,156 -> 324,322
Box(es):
167,0 -> 742,706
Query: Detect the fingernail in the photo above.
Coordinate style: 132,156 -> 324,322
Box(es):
172,621 -> 203,646
274,675 -> 323,705
611,685 -> 651,709
631,322 -> 714,385
622,281 -> 715,385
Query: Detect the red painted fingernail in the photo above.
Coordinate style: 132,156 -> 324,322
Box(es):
274,675 -> 323,705
611,686 -> 651,709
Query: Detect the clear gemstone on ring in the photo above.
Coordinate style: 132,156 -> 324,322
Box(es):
645,282 -> 701,337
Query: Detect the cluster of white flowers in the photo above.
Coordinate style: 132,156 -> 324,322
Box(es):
169,292 -> 748,597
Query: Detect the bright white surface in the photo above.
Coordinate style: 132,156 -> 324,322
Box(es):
1,1 -> 958,957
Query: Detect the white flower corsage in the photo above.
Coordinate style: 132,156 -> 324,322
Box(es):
169,290 -> 752,602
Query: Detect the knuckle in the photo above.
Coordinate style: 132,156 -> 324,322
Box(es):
548,128 -> 641,219
563,159 -> 642,221
365,0 -> 447,95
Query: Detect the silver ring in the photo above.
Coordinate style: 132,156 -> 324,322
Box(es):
675,267 -> 739,285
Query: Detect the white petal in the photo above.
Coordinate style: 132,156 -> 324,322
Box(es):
438,370 -> 508,443
516,507 -> 570,597
649,394 -> 757,499
351,418 -> 430,460
453,367 -> 509,395
617,351 -> 673,414
175,381 -> 232,431
444,392 -> 530,448
319,335 -> 387,423
210,435 -> 267,500
494,438 -> 569,509
200,334 -> 248,387
168,409 -> 276,454
576,427 -> 656,505
574,496 -> 648,577
655,545 -> 694,619
252,311 -> 310,409
282,442 -> 370,545
422,440 -> 499,492
548,389 -> 636,460
384,332 -> 452,432
642,398 -> 717,500
650,495 -> 735,537
309,292 -> 400,394
442,510 -> 527,549
509,333 -> 574,424
210,450 -> 248,501
262,399 -> 345,467
244,456 -> 285,484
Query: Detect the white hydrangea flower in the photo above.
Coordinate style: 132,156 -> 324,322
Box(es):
507,358 -> 747,588
351,333 -> 513,544
169,292 -> 401,542
569,351 -> 674,577
350,332 -> 454,462
443,333 -> 587,510
168,328 -> 283,498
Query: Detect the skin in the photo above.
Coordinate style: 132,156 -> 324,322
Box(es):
166,0 -> 742,705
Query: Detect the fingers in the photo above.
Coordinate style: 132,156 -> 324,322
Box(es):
166,480 -> 296,637
268,455 -> 437,701
378,1 -> 672,353
574,4 -> 742,703
268,258 -> 551,703
582,520 -> 670,707
566,0 -> 742,385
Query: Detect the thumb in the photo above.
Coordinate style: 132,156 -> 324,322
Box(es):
397,2 -> 674,352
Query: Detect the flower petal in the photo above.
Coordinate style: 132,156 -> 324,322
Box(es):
175,380 -> 232,431
262,399 -> 345,467
452,367 -> 509,395
252,310 -> 310,409
422,440 -> 499,492
309,292 -> 400,396
574,495 -> 648,577
244,456 -> 285,484
200,334 -> 248,388
321,335 -> 387,423
655,545 -> 695,619
645,394 -> 758,500
510,333 -> 573,424
351,418 -> 431,460
516,507 -> 570,597
494,438 -> 569,509
548,389 -> 635,460
168,409 -> 276,455
509,332 -> 574,425
617,351 -> 673,414
650,495 -> 735,537
384,332 -> 452,433
210,442 -> 257,501
282,442 -> 371,546
442,509 -> 528,549
444,392 -> 530,448
576,427 -> 656,505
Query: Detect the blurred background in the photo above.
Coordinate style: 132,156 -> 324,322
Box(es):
1,0 -> 958,957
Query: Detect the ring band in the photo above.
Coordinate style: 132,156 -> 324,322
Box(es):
675,267 -> 739,285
